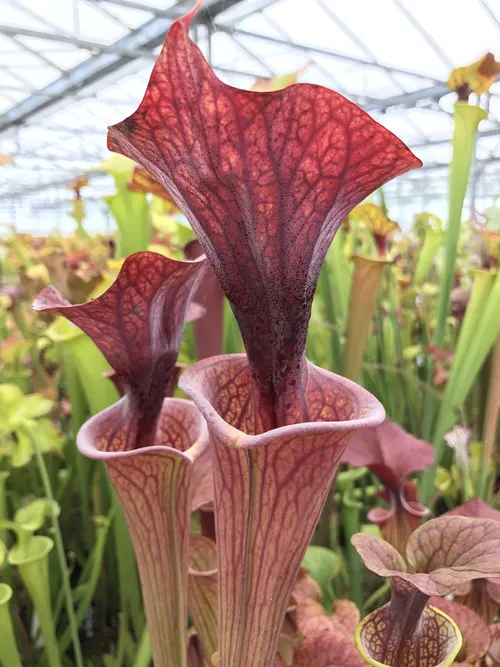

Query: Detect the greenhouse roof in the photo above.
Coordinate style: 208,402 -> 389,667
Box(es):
1,0 -> 500,230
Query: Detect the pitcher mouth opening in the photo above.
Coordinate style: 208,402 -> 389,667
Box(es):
179,353 -> 385,444
355,603 -> 462,667
77,396 -> 207,459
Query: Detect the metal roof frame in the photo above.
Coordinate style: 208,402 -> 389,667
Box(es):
0,0 -> 242,133
0,0 -> 500,221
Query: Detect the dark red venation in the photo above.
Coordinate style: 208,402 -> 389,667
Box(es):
429,596 -> 491,664
445,500 -> 500,623
107,9 -> 422,428
180,354 -> 385,666
33,251 -> 205,448
357,579 -> 460,667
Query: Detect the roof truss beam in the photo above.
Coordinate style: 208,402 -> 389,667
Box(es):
0,0 -> 246,134
214,24 -> 446,83
0,25 -> 159,59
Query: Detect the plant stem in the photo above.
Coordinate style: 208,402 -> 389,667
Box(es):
387,272 -> 418,433
0,584 -> 23,667
459,467 -> 470,504
318,264 -> 342,373
58,516 -> 110,653
343,255 -> 389,382
341,492 -> 363,610
30,431 -> 84,667
422,103 -> 487,440
110,488 -> 143,639
62,348 -> 93,548
421,267 -> 500,502
11,537 -> 61,667
434,104 -> 486,346
478,335 -> 500,499
11,305 -> 46,388
316,487 -> 335,548
0,471 -> 9,546
133,629 -> 151,667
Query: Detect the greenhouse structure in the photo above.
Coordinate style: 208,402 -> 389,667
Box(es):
1,2 -> 500,667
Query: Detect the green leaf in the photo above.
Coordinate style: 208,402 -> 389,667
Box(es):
0,384 -> 24,420
93,154 -> 135,186
47,321 -> 119,416
324,230 -> 352,326
12,393 -> 53,421
412,228 -> 444,286
14,498 -> 60,533
301,546 -> 341,607
360,524 -> 382,538
0,384 -> 54,433
10,430 -> 33,468
94,154 -> 151,257
30,419 -> 64,455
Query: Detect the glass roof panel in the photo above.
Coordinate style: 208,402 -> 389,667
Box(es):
487,95 -> 500,124
1,0 -> 500,231
331,0 -> 450,78
229,12 -> 286,39
12,0 -> 77,34
405,0 -> 500,65
308,57 -> 405,98
0,90 -> 26,114
0,0 -> 57,32
136,0 -> 177,7
97,4 -> 154,29
263,0 -> 367,58
211,31 -> 271,75
72,1 -> 130,44
14,37 -> 89,70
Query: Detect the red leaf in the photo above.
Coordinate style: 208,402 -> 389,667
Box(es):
446,498 -> 500,521
342,418 -> 434,489
184,239 -> 224,360
489,623 -> 500,667
355,582 -> 462,667
428,597 -> 490,664
187,634 -> 205,667
292,568 -> 323,605
406,516 -> 500,584
290,599 -> 363,666
33,251 -> 205,449
445,500 -> 500,622
189,536 -> 218,664
108,8 -> 421,428
294,596 -> 332,637
78,398 -> 212,667
293,595 -> 360,643
352,532 -> 408,577
293,631 -> 366,667
353,515 -> 500,597
330,600 -> 360,637
33,251 -> 211,667
180,354 -> 384,667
